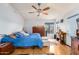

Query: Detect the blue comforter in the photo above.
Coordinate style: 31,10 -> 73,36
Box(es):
1,33 -> 43,48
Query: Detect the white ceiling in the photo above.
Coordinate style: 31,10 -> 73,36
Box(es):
10,3 -> 79,20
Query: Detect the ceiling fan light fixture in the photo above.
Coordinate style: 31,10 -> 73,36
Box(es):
28,3 -> 50,16
38,3 -> 41,6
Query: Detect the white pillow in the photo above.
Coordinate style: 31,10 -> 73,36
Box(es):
20,31 -> 29,36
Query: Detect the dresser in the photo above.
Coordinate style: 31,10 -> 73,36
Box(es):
32,26 -> 46,36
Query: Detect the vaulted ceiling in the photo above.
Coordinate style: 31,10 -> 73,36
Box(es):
10,3 -> 79,20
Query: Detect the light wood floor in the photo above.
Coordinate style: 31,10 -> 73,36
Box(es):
11,42 -> 71,55
54,43 -> 71,55
12,46 -> 49,55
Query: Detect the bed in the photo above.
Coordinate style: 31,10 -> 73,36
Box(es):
1,32 -> 43,48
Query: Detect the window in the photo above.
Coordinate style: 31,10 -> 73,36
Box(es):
45,22 -> 54,34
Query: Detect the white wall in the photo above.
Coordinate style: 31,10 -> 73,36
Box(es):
58,8 -> 79,46
24,18 -> 55,33
0,4 -> 24,34
65,15 -> 78,46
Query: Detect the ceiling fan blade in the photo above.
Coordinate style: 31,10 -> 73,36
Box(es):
32,5 -> 37,10
43,7 -> 50,11
28,11 -> 34,13
42,12 -> 48,15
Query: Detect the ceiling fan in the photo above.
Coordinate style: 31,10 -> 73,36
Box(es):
28,3 -> 50,16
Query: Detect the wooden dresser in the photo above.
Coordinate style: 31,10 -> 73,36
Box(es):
32,26 -> 46,36
57,30 -> 66,44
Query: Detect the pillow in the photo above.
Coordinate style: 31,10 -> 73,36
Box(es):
20,31 -> 29,36
14,32 -> 25,38
9,34 -> 16,39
